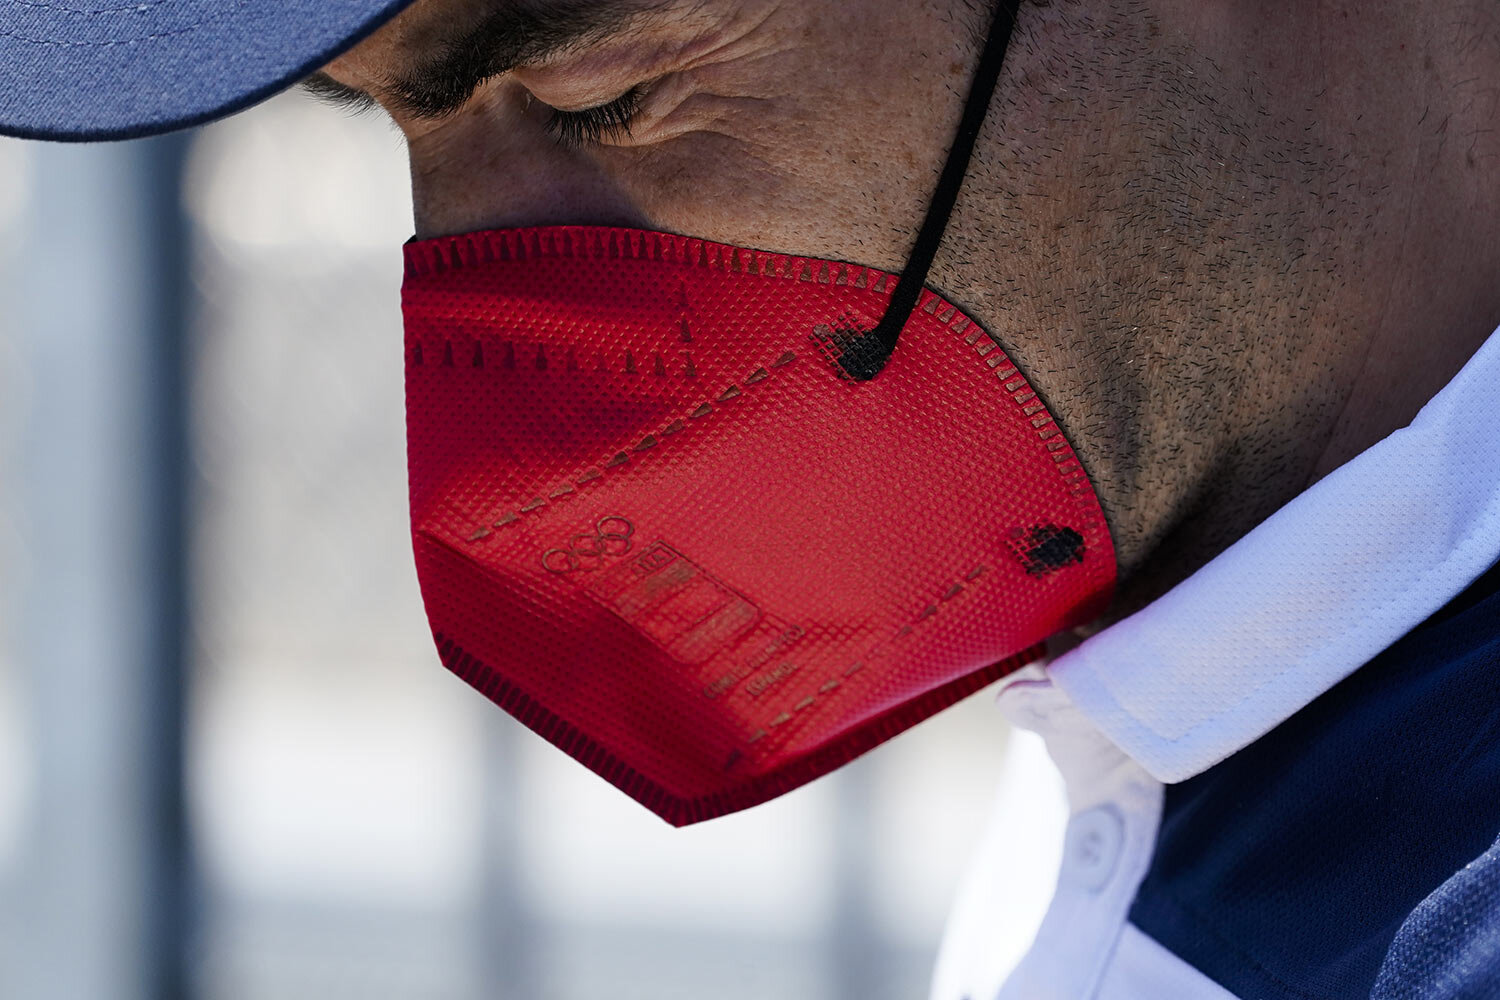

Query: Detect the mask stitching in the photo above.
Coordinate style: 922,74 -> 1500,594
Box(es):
742,562 -> 992,749
736,300 -> 1107,752
413,284 -> 1100,543
404,227 -> 896,290
445,348 -> 800,542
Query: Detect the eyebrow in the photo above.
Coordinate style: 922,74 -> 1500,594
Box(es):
302,0 -> 669,121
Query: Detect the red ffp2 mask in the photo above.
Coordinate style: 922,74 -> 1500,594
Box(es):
398,0 -> 1113,824
401,226 -> 1114,824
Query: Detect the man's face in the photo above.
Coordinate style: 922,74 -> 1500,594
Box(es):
317,0 -> 1403,614
318,0 -> 985,272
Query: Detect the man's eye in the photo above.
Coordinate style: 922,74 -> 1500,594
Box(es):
543,86 -> 644,148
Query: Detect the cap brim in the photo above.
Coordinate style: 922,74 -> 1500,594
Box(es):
0,0 -> 415,142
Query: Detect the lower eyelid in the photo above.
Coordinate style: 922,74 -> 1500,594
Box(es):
623,78 -> 694,129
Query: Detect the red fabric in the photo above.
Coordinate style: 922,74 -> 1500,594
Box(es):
402,226 -> 1115,825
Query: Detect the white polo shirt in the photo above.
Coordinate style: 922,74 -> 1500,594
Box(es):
931,325 -> 1500,1000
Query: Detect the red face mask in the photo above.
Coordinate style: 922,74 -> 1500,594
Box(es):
399,2 -> 1115,825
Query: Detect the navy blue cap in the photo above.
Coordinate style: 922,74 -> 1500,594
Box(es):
0,0 -> 417,142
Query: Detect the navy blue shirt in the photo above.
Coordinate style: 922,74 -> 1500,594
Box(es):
1129,559 -> 1500,999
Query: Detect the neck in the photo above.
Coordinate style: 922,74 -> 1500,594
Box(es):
933,0 -> 1500,625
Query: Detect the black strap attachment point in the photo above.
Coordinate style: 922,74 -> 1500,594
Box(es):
836,0 -> 1021,381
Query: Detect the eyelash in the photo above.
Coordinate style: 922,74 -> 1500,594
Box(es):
543,86 -> 644,148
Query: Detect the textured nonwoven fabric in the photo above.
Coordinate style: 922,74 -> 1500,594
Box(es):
402,226 -> 1115,825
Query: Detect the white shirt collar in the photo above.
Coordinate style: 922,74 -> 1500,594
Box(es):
1043,326 -> 1500,783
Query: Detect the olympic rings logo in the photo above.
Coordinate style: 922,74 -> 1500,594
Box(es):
541,515 -> 636,574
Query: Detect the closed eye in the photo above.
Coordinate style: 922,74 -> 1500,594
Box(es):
542,86 -> 645,148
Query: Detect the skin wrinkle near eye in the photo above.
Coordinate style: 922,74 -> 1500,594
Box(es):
499,6 -> 792,162
514,0 -> 777,117
618,2 -> 933,270
585,15 -> 797,153
618,74 -> 782,148
588,30 -> 786,191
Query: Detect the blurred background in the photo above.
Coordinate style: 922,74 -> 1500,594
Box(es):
0,89 -> 1067,1000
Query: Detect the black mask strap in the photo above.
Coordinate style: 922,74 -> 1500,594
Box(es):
833,0 -> 1021,381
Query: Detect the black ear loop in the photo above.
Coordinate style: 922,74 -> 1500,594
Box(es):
831,0 -> 1022,381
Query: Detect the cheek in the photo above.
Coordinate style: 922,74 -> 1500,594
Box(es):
606,91 -> 913,270
407,91 -> 651,237
611,127 -> 787,232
